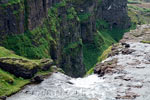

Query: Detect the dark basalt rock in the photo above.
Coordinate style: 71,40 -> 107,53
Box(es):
121,43 -> 130,48
0,96 -> 7,100
122,49 -> 135,55
0,58 -> 38,79
31,75 -> 44,83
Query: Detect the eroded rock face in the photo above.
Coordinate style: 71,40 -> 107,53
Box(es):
94,25 -> 150,100
0,58 -> 38,79
0,0 -> 61,34
0,58 -> 53,79
0,0 -> 130,77
101,0 -> 131,28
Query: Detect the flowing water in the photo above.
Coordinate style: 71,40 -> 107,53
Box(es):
7,42 -> 150,100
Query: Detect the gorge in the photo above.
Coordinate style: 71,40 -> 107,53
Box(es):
0,0 -> 150,100
7,24 -> 150,100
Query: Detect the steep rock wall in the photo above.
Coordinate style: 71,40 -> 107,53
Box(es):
0,0 -> 130,77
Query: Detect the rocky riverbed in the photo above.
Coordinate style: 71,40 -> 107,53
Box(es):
7,25 -> 150,100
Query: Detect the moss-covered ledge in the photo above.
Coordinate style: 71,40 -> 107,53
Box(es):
0,46 -> 63,97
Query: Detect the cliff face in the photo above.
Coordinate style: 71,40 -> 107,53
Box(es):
101,0 -> 130,28
0,0 -> 61,34
0,0 -> 130,77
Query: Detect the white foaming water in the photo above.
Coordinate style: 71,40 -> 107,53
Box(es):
70,74 -> 104,88
7,72 -> 115,100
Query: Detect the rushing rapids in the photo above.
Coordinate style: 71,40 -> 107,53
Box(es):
7,25 -> 150,100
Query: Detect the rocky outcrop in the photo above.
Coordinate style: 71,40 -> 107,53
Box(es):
0,58 -> 38,79
100,0 -> 130,28
0,57 -> 53,79
94,25 -> 150,100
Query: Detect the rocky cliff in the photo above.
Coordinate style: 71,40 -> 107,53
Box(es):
94,24 -> 150,99
0,0 -> 130,77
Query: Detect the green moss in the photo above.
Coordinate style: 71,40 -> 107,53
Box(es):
67,7 -> 77,20
0,68 -> 29,96
128,4 -> 150,25
98,0 -> 102,4
84,17 -> 132,72
54,0 -> 66,8
140,40 -> 150,44
85,67 -> 94,76
0,0 -> 23,7
96,19 -> 109,29
0,46 -> 55,96
83,31 -> 114,73
63,39 -> 83,56
98,46 -> 112,62
78,13 -> 91,22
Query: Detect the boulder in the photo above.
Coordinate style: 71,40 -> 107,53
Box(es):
31,75 -> 44,83
0,96 -> 6,100
39,59 -> 54,71
94,58 -> 118,76
0,58 -> 38,79
122,49 -> 135,55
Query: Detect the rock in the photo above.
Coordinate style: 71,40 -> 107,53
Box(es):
67,81 -> 74,85
0,96 -> 6,100
39,59 -> 54,71
116,92 -> 140,99
0,58 -> 38,79
0,0 -> 130,78
32,75 -> 44,83
94,58 -> 118,76
122,49 -> 135,55
121,43 -> 130,48
125,44 -> 130,48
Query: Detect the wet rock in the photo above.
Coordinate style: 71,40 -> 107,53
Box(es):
121,42 -> 130,48
94,58 -> 118,76
116,92 -> 140,99
67,81 -> 74,85
0,96 -> 6,100
31,75 -> 44,83
122,48 -> 135,55
127,82 -> 143,88
145,53 -> 150,62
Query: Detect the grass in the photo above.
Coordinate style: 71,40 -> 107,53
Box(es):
84,17 -> 132,74
140,40 -> 150,44
128,3 -> 150,24
0,46 -> 55,96
0,68 -> 29,96
83,29 -> 116,72
0,46 -> 42,66
98,46 -> 112,62
85,46 -> 112,75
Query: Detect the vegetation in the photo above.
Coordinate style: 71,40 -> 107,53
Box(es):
83,18 -> 130,72
140,40 -> 150,44
128,1 -> 150,25
0,0 -> 23,7
63,39 -> 82,56
0,46 -> 54,96
0,68 -> 29,97
78,13 -> 91,22
85,45 -> 112,75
